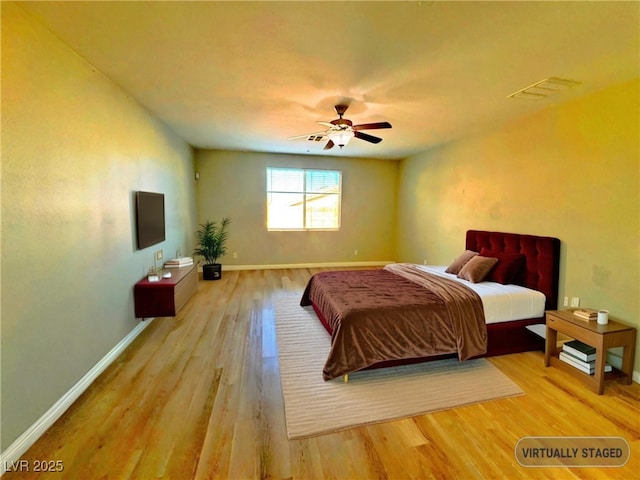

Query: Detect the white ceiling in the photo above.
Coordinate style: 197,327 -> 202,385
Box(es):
21,1 -> 640,160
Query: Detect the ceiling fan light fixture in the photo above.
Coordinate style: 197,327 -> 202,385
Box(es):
329,130 -> 354,148
290,104 -> 390,150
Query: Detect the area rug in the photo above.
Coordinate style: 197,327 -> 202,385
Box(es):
273,293 -> 524,439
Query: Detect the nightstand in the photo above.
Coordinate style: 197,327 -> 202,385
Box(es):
544,310 -> 636,394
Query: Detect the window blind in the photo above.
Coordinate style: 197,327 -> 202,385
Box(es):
266,167 -> 341,230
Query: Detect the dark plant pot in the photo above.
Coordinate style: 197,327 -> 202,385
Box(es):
203,263 -> 222,281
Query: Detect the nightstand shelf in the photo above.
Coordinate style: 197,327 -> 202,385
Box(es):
544,310 -> 636,395
134,263 -> 198,318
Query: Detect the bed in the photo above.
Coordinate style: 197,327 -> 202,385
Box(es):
300,230 -> 561,381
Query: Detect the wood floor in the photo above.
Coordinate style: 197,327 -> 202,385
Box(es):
4,268 -> 639,480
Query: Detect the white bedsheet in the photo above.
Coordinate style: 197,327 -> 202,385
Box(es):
416,265 -> 546,324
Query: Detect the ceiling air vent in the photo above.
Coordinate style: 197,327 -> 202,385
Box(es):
508,77 -> 581,100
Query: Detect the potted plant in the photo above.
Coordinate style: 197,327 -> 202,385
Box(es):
193,217 -> 231,280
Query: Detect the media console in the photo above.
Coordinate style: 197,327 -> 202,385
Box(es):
134,263 -> 198,318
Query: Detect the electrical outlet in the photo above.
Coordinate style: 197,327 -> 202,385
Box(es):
155,249 -> 163,262
354,249 -> 358,256
571,297 -> 580,307
232,252 -> 238,259
563,296 -> 569,307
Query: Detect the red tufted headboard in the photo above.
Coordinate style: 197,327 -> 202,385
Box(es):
465,230 -> 561,311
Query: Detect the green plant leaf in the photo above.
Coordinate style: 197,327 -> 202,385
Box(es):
193,217 -> 231,265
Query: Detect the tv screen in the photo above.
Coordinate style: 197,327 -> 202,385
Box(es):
136,191 -> 165,249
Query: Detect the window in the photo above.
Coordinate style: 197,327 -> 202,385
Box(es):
267,167 -> 342,230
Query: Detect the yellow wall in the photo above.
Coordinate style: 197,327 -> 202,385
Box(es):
397,79 -> 640,371
1,3 -> 197,450
194,150 -> 398,266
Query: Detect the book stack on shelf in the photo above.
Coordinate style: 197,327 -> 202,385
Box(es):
559,340 -> 612,375
164,257 -> 194,268
573,308 -> 598,321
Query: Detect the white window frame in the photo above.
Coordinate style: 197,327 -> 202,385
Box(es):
266,167 -> 342,231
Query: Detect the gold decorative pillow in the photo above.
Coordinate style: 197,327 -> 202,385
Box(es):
445,250 -> 478,274
457,255 -> 499,283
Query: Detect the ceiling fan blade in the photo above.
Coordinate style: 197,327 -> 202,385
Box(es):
288,131 -> 328,140
324,139 -> 335,150
317,121 -> 334,128
353,121 -> 392,130
354,131 -> 383,144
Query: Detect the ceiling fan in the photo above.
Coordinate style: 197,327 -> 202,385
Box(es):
289,104 -> 392,150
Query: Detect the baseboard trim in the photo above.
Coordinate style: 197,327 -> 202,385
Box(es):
221,260 -> 395,271
0,318 -> 154,474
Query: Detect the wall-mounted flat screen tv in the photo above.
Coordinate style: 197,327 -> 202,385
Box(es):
136,191 -> 165,249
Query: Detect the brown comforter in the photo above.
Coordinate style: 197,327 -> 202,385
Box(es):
300,264 -> 487,380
